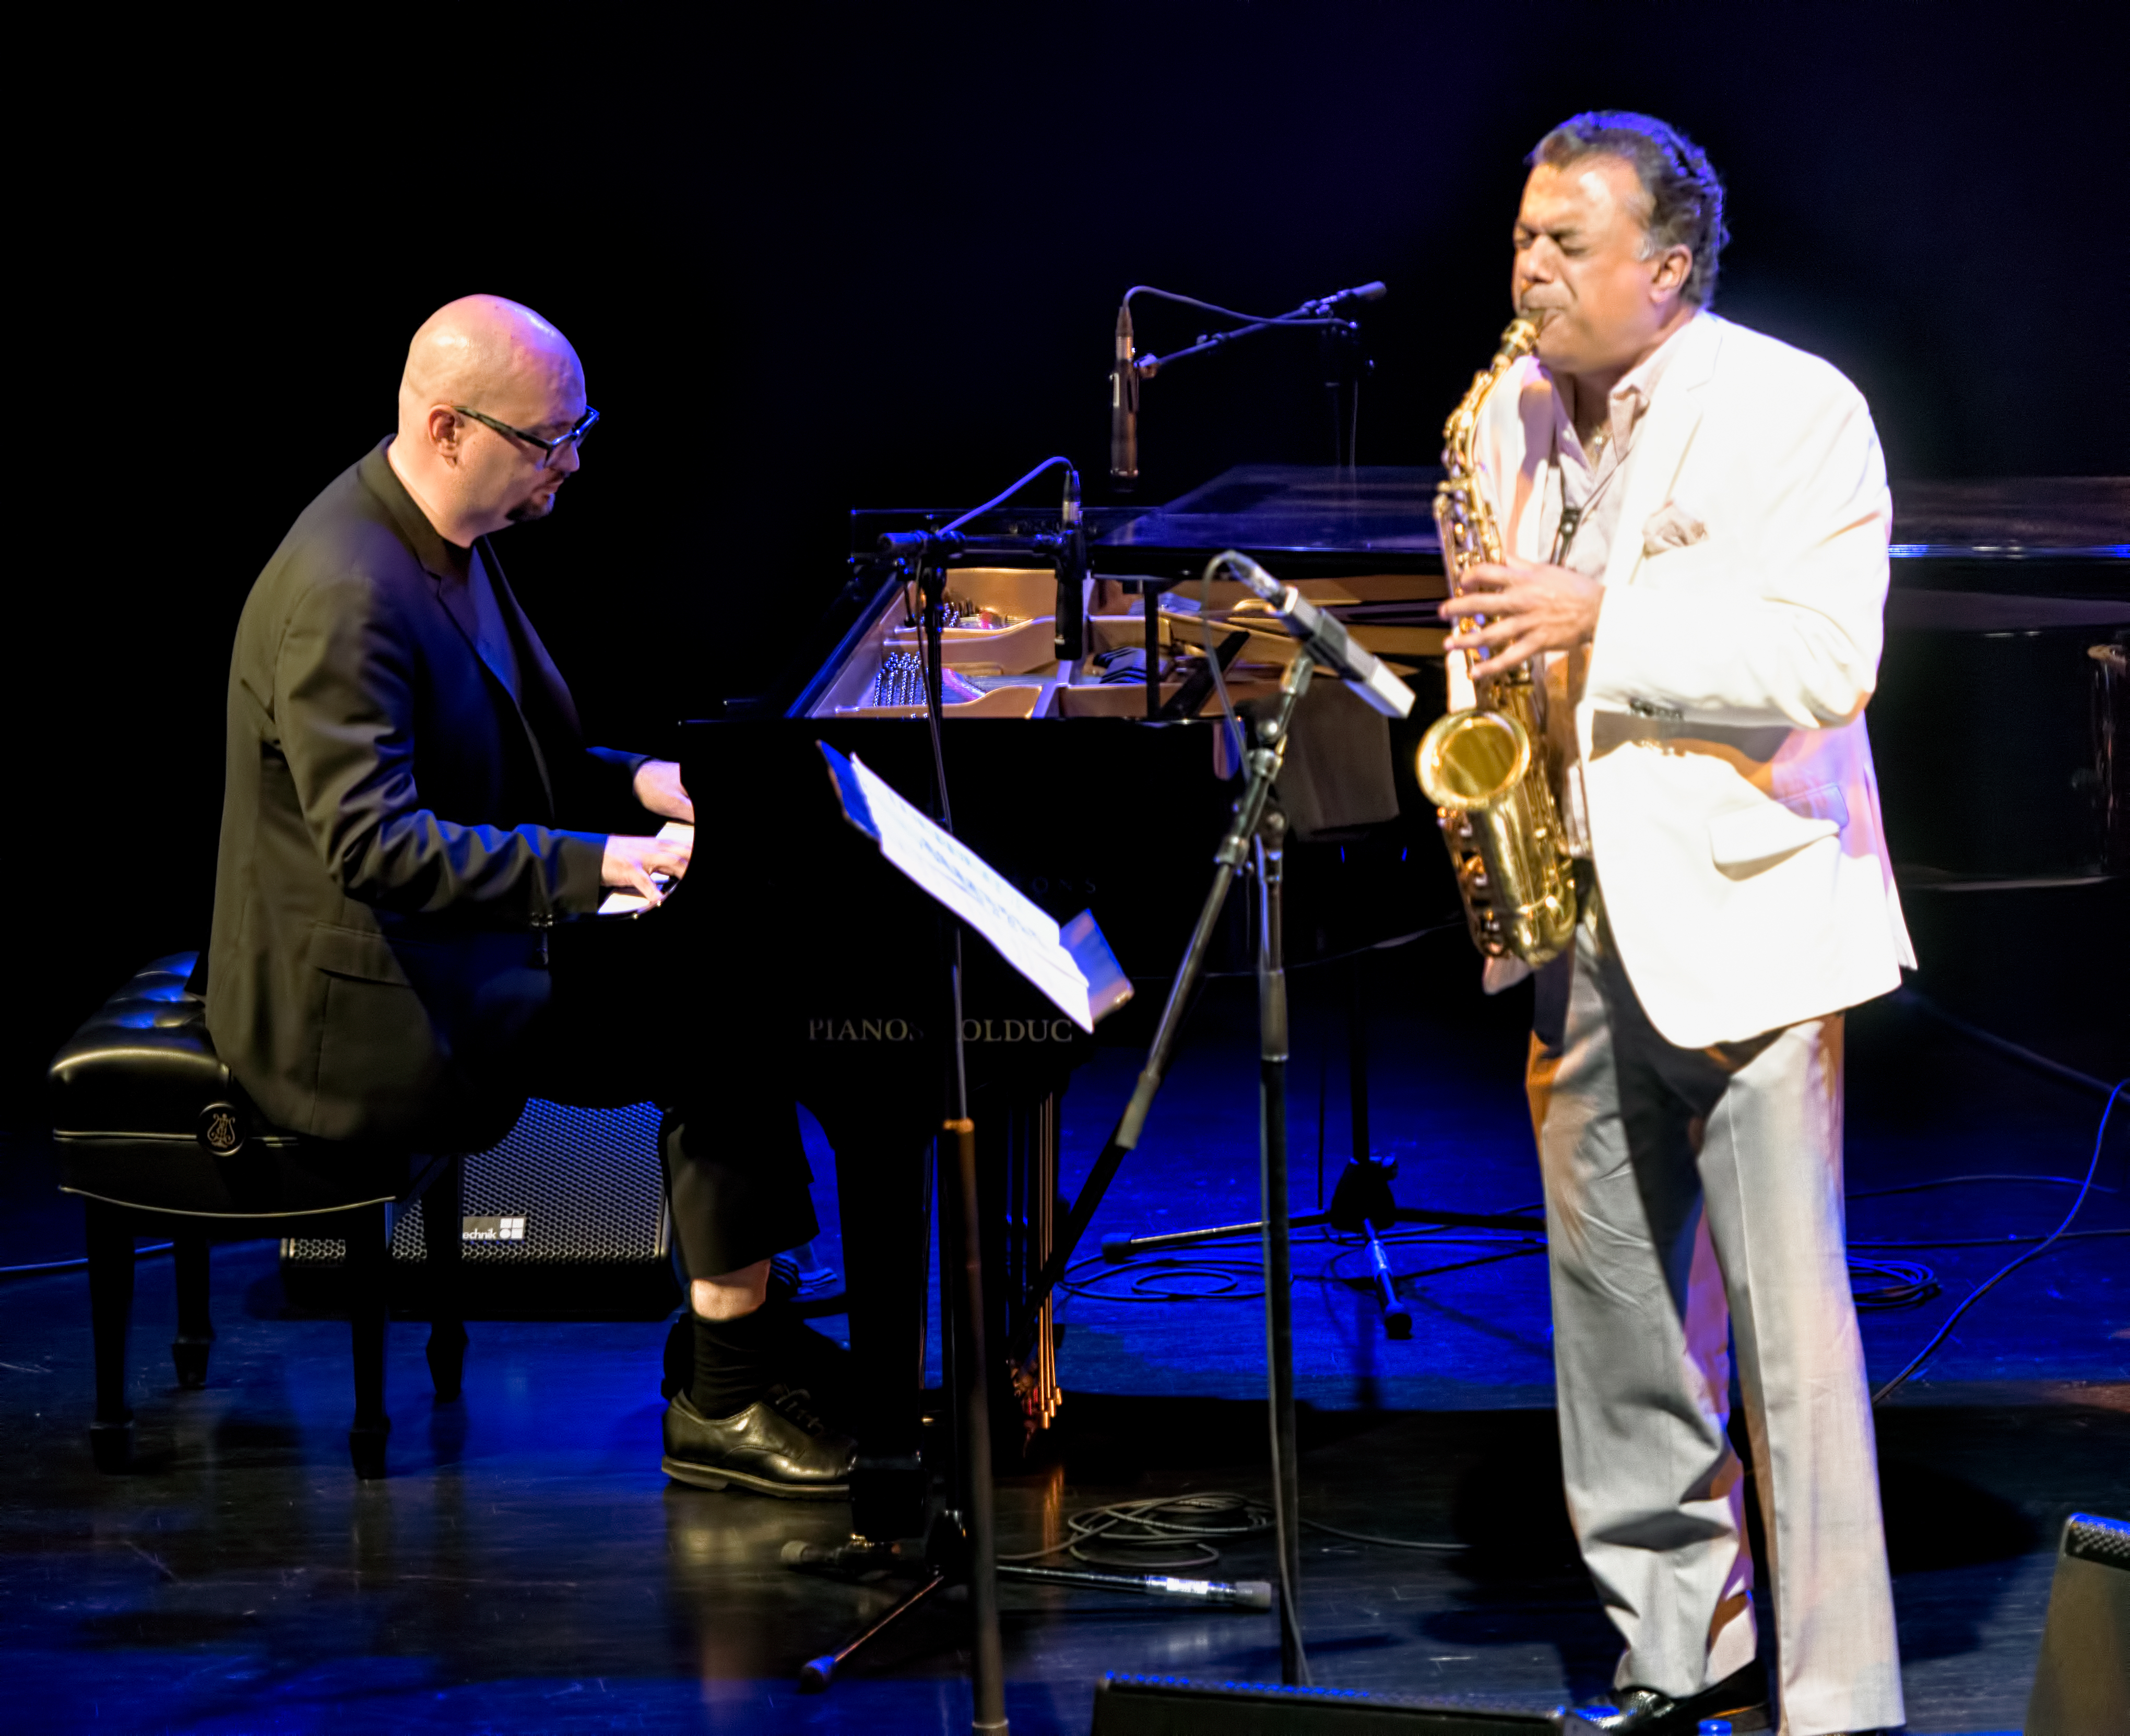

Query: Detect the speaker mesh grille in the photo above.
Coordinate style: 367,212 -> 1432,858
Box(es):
285,1099 -> 667,1268
2066,1512 -> 2130,1569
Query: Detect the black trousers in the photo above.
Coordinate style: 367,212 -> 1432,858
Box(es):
462,942 -> 817,1280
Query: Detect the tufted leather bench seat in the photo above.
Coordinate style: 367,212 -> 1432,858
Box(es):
48,953 -> 467,1478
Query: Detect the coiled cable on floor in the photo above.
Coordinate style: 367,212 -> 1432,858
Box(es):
1061,1253 -> 1266,1302
999,1491 -> 1271,1569
1846,1257 -> 1941,1310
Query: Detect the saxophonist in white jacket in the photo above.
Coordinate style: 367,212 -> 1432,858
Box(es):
1439,113 -> 1913,1736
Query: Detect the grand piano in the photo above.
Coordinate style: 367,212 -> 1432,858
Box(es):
672,465 -> 2126,1538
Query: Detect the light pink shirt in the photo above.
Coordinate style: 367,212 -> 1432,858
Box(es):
1531,313 -> 1699,856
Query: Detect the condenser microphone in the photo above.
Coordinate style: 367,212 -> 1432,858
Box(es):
877,528 -> 966,560
1305,280 -> 1388,313
1219,550 -> 1415,719
1055,466 -> 1087,661
1109,303 -> 1139,491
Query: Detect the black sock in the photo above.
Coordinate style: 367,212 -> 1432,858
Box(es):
690,1307 -> 777,1420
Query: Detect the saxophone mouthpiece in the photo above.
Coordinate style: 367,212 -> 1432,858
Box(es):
1503,316 -> 1542,355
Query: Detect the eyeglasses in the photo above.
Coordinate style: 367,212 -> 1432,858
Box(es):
453,404 -> 600,468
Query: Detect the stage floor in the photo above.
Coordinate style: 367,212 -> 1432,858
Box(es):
2,942 -> 2123,1733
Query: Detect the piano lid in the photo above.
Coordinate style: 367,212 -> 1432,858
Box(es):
1886,477 -> 2127,559
1098,465 -> 2127,569
1099,465 -> 1443,556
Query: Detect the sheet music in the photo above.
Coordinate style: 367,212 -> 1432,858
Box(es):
819,745 -> 1130,1032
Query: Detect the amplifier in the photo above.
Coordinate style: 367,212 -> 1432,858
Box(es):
2025,1511 -> 2128,1736
281,1099 -> 680,1319
1089,1674 -> 1554,1734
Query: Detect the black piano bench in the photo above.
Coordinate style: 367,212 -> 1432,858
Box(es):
45,952 -> 466,1481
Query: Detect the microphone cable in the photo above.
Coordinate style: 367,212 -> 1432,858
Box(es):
1871,1075 -> 2125,1405
1121,285 -> 1344,329
939,455 -> 1076,536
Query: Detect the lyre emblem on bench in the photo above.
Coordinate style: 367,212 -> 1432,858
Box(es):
197,1103 -> 246,1156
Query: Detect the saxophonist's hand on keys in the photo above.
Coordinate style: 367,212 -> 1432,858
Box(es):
602,831 -> 692,906
1438,557 -> 1604,680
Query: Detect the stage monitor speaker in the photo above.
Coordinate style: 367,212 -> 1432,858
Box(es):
281,1099 -> 680,1319
1089,1673 -> 1554,1734
2025,1511 -> 2128,1736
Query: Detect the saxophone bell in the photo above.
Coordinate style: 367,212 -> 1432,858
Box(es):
1416,708 -> 1577,965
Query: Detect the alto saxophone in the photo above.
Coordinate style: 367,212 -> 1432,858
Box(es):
1416,317 -> 1579,966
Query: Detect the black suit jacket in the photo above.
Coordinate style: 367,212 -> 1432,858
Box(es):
206,440 -> 647,1144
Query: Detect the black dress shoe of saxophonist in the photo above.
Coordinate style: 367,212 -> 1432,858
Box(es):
1552,1659 -> 1769,1732
661,1386 -> 856,1499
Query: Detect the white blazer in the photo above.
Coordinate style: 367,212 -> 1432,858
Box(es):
1470,311 -> 1915,1048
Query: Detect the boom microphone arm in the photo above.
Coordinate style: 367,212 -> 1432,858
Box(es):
1108,282 -> 1386,489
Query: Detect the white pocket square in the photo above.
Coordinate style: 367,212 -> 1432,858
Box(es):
1641,502 -> 1709,557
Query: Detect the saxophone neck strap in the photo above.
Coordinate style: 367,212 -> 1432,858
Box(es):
1549,503 -> 1583,566
1546,405 -> 1639,569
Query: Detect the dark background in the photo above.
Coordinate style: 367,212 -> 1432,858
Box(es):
14,4 -> 2125,1113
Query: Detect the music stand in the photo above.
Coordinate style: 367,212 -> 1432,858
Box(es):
966,647 -> 1325,1681
784,537 -> 1244,1726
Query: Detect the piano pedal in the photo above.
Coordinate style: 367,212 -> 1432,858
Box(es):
770,1243 -> 846,1314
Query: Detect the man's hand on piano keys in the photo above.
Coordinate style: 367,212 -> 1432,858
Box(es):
602,830 -> 692,906
632,758 -> 694,823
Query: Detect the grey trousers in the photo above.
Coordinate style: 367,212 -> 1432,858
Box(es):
1526,897 -> 1903,1736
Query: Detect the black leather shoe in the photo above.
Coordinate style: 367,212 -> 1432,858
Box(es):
1552,1659 -> 1769,1732
661,1385 -> 856,1499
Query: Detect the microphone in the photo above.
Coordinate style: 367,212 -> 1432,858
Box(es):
877,528 -> 965,560
1304,280 -> 1388,313
1054,466 -> 1087,661
1218,550 -> 1415,719
1109,303 -> 1139,491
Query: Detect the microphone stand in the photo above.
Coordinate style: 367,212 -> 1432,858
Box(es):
998,648 -> 1321,1682
1129,282 -> 1381,376
1028,545 -> 1547,1348
782,524 -> 1010,1728
1319,317 -> 1369,468
917,546 -> 1011,1736
1112,281 -> 1384,490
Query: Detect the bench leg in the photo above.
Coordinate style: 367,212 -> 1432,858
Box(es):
422,1158 -> 467,1401
171,1234 -> 214,1389
86,1199 -> 135,1472
346,1203 -> 391,1479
